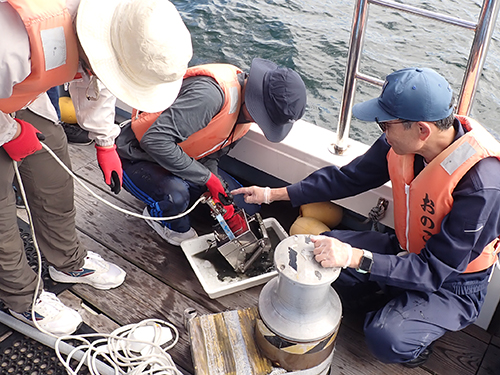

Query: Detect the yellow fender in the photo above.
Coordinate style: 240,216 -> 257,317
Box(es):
290,216 -> 330,236
299,201 -> 343,228
59,96 -> 77,124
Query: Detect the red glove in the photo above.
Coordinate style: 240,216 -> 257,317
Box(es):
206,173 -> 234,219
226,212 -> 248,236
206,173 -> 248,235
95,144 -> 123,194
3,119 -> 44,161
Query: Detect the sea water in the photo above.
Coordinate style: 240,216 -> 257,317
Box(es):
173,0 -> 500,145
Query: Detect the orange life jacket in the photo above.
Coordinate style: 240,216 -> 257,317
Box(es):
388,115 -> 500,273
0,0 -> 79,113
130,64 -> 251,160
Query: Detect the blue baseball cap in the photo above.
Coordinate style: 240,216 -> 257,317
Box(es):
352,67 -> 454,122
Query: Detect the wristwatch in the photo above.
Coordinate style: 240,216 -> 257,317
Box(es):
356,250 -> 373,274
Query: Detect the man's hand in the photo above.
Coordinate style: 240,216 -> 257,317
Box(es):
231,186 -> 271,205
311,235 -> 358,269
95,144 -> 123,194
3,119 -> 44,161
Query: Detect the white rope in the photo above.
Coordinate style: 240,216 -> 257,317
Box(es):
54,319 -> 182,375
14,162 -> 49,336
40,142 -> 205,221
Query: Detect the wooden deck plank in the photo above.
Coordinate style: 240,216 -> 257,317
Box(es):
491,334 -> 500,348
476,343 -> 500,375
58,289 -> 120,334
463,323 -> 492,345
330,323 -> 429,375
424,330 -> 487,375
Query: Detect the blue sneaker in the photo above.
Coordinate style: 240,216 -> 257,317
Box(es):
49,251 -> 126,290
12,184 -> 25,209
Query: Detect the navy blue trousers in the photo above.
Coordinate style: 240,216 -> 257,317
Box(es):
324,229 -> 488,364
122,159 -> 259,232
47,86 -> 61,120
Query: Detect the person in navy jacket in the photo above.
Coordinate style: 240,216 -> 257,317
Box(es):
233,67 -> 500,367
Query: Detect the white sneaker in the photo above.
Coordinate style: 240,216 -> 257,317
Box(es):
49,251 -> 126,290
143,207 -> 197,246
9,291 -> 82,336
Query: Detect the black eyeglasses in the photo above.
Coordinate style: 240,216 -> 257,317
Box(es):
375,118 -> 410,132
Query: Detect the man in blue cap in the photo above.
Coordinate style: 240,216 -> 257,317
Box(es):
116,58 -> 307,245
232,67 -> 500,367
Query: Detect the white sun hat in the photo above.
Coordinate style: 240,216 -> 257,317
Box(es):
76,0 -> 193,112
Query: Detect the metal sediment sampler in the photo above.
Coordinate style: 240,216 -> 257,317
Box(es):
256,234 -> 342,372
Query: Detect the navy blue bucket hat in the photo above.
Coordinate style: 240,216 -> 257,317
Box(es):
245,58 -> 307,142
352,67 -> 454,123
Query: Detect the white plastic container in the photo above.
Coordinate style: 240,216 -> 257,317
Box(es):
181,218 -> 288,299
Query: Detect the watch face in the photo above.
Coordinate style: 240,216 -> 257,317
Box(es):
359,255 -> 373,272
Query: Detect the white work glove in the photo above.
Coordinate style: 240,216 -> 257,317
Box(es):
311,235 -> 353,269
231,186 -> 271,205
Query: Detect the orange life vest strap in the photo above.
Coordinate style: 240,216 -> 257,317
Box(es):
131,109 -> 163,142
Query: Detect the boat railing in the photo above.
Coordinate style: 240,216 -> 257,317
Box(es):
332,0 -> 500,154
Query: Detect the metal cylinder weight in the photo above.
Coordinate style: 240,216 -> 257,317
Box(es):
257,234 -> 343,371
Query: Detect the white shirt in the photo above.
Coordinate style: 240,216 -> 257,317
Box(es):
0,0 -> 119,147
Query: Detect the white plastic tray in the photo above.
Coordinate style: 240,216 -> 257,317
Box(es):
181,218 -> 288,299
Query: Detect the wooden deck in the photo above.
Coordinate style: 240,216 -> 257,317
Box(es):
12,142 -> 500,374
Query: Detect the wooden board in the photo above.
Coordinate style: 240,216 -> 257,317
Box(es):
188,307 -> 272,375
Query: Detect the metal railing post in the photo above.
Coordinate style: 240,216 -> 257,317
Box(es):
457,0 -> 500,115
331,0 -> 370,155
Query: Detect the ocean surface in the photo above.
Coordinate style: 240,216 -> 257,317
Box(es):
173,0 -> 500,145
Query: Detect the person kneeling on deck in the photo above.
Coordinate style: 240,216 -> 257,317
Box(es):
116,58 -> 307,246
0,0 -> 192,336
232,67 -> 500,368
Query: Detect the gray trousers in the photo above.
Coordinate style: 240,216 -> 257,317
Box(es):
0,110 -> 86,312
